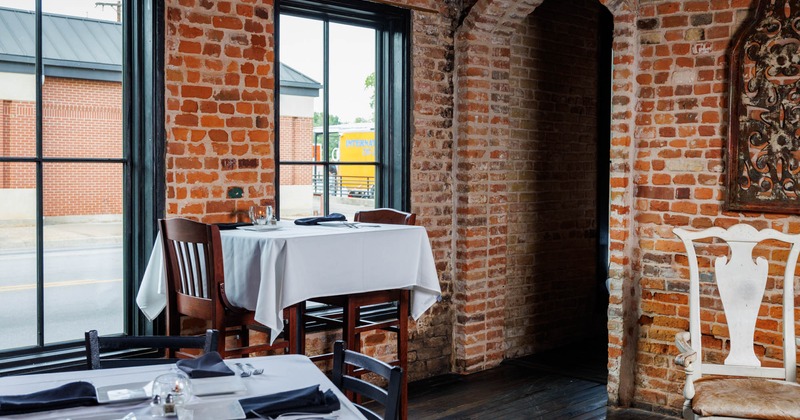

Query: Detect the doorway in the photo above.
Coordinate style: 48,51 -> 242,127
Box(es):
504,0 -> 614,366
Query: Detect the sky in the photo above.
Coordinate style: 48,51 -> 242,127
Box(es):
0,1 -> 375,123
0,0 -> 119,21
280,14 -> 376,124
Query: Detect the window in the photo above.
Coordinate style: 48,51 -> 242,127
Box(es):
0,0 -> 161,370
276,0 -> 410,220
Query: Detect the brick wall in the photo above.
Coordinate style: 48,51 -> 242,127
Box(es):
631,0 -> 795,413
164,0 -> 277,220
505,0 -> 604,358
0,77 -> 122,217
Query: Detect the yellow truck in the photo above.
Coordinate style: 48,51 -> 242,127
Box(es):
314,123 -> 375,198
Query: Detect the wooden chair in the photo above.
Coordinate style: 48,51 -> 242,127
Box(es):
333,340 -> 402,420
673,224 -> 800,420
85,329 -> 218,370
160,218 -> 297,358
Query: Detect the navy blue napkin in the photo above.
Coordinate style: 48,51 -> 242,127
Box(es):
175,351 -> 235,378
215,222 -> 251,230
0,381 -> 97,415
239,385 -> 340,419
293,213 -> 347,226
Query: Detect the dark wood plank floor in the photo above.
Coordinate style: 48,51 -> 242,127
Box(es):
407,339 -> 678,420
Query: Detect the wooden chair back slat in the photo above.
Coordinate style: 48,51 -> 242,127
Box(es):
354,208 -> 416,226
85,329 -> 219,370
332,341 -> 402,420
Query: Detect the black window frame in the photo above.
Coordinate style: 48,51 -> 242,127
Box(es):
275,0 -> 411,216
0,0 -> 164,375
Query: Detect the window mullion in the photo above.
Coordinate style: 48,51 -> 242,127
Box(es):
322,18 -> 330,215
34,0 -> 44,349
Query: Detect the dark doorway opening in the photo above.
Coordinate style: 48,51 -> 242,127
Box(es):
504,0 -> 613,375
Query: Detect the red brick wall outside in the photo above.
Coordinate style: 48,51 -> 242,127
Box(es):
0,77 -> 122,217
505,0 -> 603,358
278,115 -> 313,185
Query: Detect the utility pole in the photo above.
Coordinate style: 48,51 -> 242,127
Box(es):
95,1 -> 121,23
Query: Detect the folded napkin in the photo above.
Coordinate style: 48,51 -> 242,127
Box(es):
215,222 -> 252,230
239,385 -> 340,419
176,351 -> 235,378
293,213 -> 347,226
0,381 -> 97,415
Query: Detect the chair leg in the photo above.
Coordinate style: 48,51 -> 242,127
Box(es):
398,290 -> 409,420
344,299 -> 358,402
287,303 -> 302,354
241,326 -> 250,358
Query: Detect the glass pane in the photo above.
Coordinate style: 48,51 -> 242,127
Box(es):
43,162 -> 123,344
42,0 -> 123,158
279,164 -> 323,219
279,14 -> 323,163
0,0 -> 36,157
329,22 -> 376,165
0,162 -> 37,350
329,164 -> 376,220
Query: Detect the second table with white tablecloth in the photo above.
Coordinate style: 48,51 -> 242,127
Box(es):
0,354 -> 366,419
136,221 -> 441,342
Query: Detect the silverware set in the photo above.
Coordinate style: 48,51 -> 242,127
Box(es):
235,362 -> 264,377
343,222 -> 380,228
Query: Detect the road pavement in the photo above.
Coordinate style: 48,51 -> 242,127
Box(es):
0,222 -> 124,350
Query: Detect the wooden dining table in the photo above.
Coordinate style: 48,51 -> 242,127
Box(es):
136,220 -> 441,345
0,354 -> 366,419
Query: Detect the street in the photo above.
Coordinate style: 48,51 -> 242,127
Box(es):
0,245 -> 124,351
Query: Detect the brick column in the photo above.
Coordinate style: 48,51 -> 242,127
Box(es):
452,0 -> 544,374
601,0 -> 638,407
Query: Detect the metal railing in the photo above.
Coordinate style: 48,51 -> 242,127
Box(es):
312,174 -> 375,199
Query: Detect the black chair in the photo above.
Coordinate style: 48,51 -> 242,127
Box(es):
332,340 -> 402,420
84,329 -> 219,370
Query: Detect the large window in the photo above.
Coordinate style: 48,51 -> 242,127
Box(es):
277,0 -> 410,220
0,0 -> 161,368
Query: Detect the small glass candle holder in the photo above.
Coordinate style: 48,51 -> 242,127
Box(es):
151,371 -> 193,417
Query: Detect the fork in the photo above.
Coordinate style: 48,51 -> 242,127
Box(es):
245,362 -> 264,375
234,362 -> 251,377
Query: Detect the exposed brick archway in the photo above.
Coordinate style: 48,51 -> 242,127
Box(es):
452,0 -> 638,406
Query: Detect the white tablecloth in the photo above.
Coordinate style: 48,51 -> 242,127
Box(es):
136,222 -> 441,340
0,355 -> 365,419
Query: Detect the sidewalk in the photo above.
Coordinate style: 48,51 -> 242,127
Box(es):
0,221 -> 122,252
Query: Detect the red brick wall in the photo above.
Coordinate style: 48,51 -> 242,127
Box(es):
278,115 -> 313,185
630,0 -> 799,413
164,0 -> 277,220
505,0 -> 603,358
0,77 -> 122,217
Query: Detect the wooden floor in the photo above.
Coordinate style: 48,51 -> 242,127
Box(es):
407,339 -> 678,420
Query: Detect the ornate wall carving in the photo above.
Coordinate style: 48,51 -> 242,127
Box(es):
728,0 -> 800,213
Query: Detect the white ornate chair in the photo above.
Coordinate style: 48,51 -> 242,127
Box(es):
673,224 -> 800,420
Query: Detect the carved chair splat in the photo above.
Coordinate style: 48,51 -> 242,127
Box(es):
673,224 -> 800,420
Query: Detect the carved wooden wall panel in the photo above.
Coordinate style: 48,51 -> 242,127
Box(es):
728,0 -> 800,213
